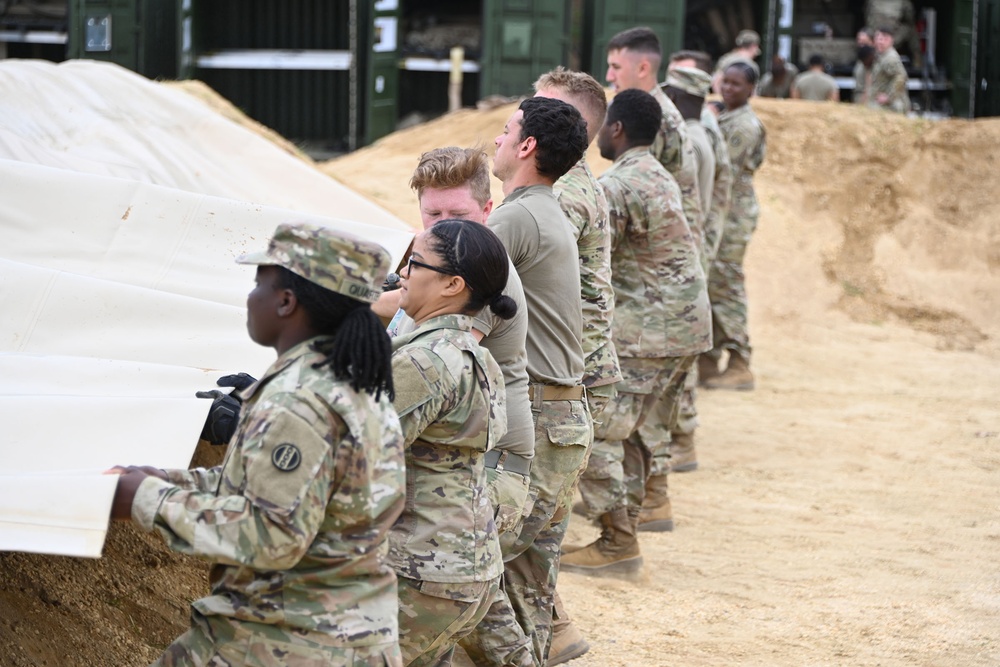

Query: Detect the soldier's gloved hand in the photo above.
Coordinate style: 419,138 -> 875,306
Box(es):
195,389 -> 241,446
216,372 -> 257,392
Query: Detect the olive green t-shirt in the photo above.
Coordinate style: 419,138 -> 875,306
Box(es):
488,185 -> 585,387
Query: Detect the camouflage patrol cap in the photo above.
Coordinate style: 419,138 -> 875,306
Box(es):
735,29 -> 761,47
666,66 -> 712,98
236,222 -> 391,304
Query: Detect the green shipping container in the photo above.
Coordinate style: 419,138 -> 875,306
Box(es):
480,0 -> 571,97
583,0 -> 686,81
68,0 -> 178,79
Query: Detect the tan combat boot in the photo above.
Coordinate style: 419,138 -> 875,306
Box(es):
697,354 -> 721,386
669,432 -> 698,473
703,353 -> 754,391
638,473 -> 674,532
559,506 -> 642,577
547,591 -> 590,666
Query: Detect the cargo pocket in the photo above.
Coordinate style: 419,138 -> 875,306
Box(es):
244,635 -> 334,667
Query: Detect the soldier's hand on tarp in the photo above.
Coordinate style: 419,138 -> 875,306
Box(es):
105,465 -> 163,520
195,389 -> 241,446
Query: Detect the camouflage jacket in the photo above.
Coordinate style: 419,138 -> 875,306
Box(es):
600,146 -> 712,358
389,314 -> 505,583
132,336 -> 406,646
701,108 -> 733,261
870,47 -> 910,113
719,103 -> 767,221
649,85 -> 705,246
554,158 -> 622,388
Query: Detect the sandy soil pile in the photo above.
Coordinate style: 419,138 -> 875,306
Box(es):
2,95 -> 997,666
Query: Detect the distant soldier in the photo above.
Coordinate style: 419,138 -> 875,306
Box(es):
712,29 -> 762,94
560,88 -> 710,576
757,55 -> 799,99
109,223 -> 406,666
865,0 -> 920,68
791,54 -> 841,102
854,30 -> 878,105
870,27 -> 911,113
606,27 -> 705,248
703,62 -> 767,391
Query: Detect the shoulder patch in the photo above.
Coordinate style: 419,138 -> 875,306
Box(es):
271,443 -> 302,472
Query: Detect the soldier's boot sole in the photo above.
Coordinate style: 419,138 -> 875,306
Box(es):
637,518 -> 675,532
670,461 -> 698,473
638,498 -> 674,532
560,554 -> 644,578
547,621 -> 590,666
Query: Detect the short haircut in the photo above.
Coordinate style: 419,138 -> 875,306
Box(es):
607,88 -> 661,147
607,26 -> 661,57
875,25 -> 894,37
517,97 -> 588,181
725,60 -> 760,87
534,67 -> 608,134
670,49 -> 714,74
808,53 -> 825,67
409,146 -> 491,206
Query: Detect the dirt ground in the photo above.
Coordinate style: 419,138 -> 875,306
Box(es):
2,95 -> 998,666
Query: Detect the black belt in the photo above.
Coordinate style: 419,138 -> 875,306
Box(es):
484,449 -> 531,476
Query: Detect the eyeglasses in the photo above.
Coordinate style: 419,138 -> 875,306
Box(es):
407,256 -> 457,276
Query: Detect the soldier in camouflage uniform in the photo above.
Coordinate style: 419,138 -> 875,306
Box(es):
560,88 -> 711,577
382,148 -> 535,667
870,27 -> 911,114
533,67 -> 621,666
703,61 -> 767,392
605,27 -> 704,251
712,30 -> 762,94
109,222 -> 406,666
389,220 -> 519,666
629,63 -> 721,486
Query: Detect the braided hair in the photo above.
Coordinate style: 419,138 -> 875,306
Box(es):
426,220 -> 518,321
276,267 -> 394,400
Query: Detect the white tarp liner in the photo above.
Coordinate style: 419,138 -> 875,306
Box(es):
0,60 -> 415,558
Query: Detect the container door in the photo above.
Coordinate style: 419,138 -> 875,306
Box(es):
481,0 -> 570,97
583,0 -> 685,81
950,0 -> 976,117
68,0 -> 138,70
363,0 -> 401,145
978,0 -> 1000,116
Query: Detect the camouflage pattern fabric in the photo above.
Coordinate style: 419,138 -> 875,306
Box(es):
641,364 -> 698,477
397,576 -> 500,667
153,611 -> 403,667
236,221 -> 392,304
578,357 -> 671,515
709,103 -> 766,361
554,158 -> 622,390
131,336 -> 406,659
624,356 -> 694,508
495,398 -> 592,666
599,146 -> 711,360
649,86 -> 705,245
457,580 -> 535,667
388,313 -> 505,584
701,108 -> 733,267
869,47 -> 910,114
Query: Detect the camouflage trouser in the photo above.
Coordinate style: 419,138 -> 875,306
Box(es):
579,357 -> 691,513
641,361 -> 699,477
457,467 -> 535,667
708,209 -> 758,361
470,398 -> 591,666
397,576 -> 499,667
153,610 -> 402,667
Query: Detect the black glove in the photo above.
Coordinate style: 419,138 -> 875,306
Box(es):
216,372 -> 257,391
195,373 -> 256,445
